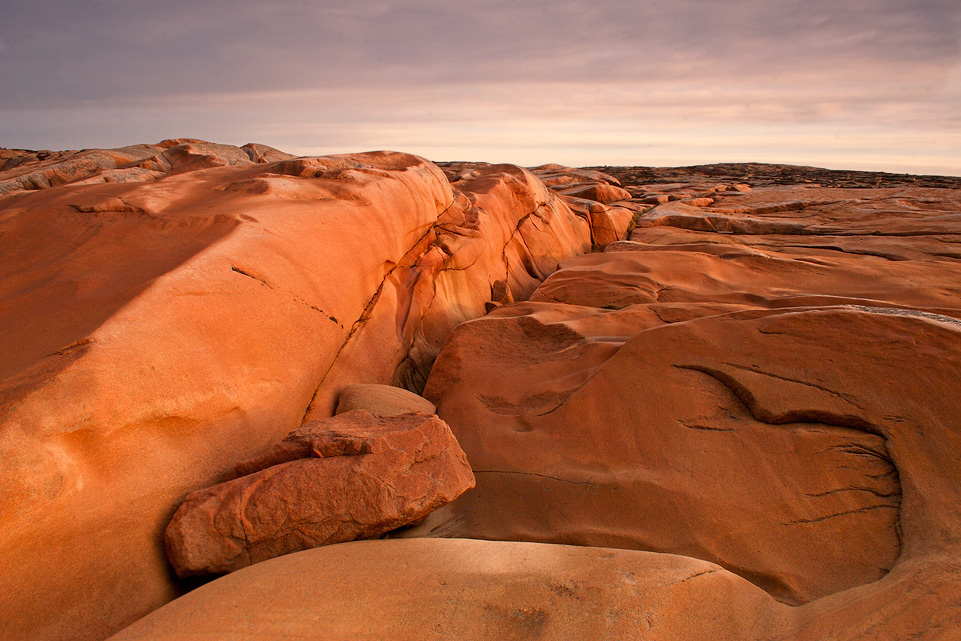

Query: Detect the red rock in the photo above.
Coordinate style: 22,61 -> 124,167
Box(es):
558,182 -> 633,204
0,142 -> 599,641
529,164 -> 625,189
418,303 -> 961,628
490,279 -> 514,306
424,307 -> 912,601
588,205 -> 636,247
11,148 -> 960,640
405,181 -> 961,637
326,161 -> 594,397
164,410 -> 474,577
641,193 -> 672,204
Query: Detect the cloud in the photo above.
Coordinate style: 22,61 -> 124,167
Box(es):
3,79 -> 959,175
1,0 -> 958,105
0,1 -> 958,174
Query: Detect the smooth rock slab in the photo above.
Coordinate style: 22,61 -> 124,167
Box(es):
164,410 -> 474,577
334,383 -> 437,416
110,538 -> 787,641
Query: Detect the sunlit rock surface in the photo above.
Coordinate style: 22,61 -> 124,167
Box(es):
3,143 -> 960,640
164,410 -> 474,577
0,141 -> 621,641
408,175 -> 961,636
108,539 -> 788,641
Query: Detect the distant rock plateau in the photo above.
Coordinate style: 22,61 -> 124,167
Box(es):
1,140 -> 959,640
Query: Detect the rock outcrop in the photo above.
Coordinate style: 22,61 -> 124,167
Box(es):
5,144 -> 961,641
164,410 -> 474,577
405,180 -> 961,636
0,142 -> 624,641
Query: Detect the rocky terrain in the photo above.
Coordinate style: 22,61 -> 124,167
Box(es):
1,141 -> 959,640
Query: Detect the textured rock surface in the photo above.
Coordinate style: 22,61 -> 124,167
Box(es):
421,306 -> 934,603
165,410 -> 474,577
108,538 -> 789,641
5,146 -> 961,640
0,142 -> 619,641
405,179 -> 961,635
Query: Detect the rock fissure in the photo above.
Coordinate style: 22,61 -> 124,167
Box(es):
230,264 -> 341,325
472,470 -> 599,487
781,503 -> 900,526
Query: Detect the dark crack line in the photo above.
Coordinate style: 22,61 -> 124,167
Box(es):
780,243 -> 902,262
804,485 -> 902,499
43,337 -> 96,358
668,568 -> 721,586
718,361 -> 863,408
231,265 -> 340,325
678,420 -> 736,432
473,470 -> 598,487
230,265 -> 268,286
781,503 -> 898,525
815,443 -> 892,462
298,224 -> 437,422
674,364 -> 879,432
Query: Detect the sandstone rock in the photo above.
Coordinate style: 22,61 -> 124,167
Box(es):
164,410 -> 474,577
239,142 -> 296,164
317,161 -> 594,399
10,150 -> 960,641
0,142 -> 602,640
641,193 -> 672,204
529,164 -> 624,189
1,144 -> 593,641
401,179 -> 961,638
334,383 -> 436,416
557,182 -> 633,204
0,146 -> 162,194
490,279 -> 514,306
108,539 -> 788,641
588,205 -> 636,247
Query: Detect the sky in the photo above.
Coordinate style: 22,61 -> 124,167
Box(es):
1,0 -> 959,175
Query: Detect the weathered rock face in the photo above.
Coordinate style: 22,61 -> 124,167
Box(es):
107,538 -> 790,641
0,142 -> 620,641
407,182 -> 961,636
332,161 -> 599,398
0,139 -> 296,195
165,410 -> 474,577
7,144 -> 961,641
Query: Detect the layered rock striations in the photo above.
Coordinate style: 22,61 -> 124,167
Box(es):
0,141 -> 628,641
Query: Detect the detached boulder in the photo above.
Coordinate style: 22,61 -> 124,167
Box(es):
164,410 -> 474,577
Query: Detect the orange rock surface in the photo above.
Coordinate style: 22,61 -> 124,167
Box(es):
107,538 -> 788,641
0,142 -> 617,641
165,410 -> 473,577
410,181 -> 961,635
5,145 -> 961,640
